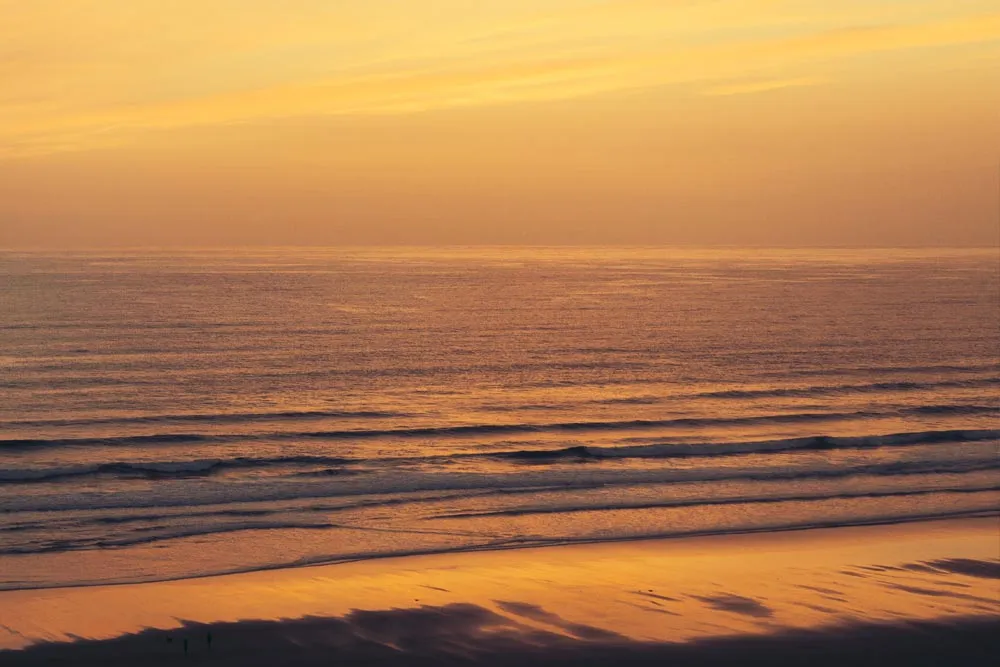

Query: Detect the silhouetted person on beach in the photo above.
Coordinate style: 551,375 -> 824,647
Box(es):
183,638 -> 188,656
207,631 -> 213,649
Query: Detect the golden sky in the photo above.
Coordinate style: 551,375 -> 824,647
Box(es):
2,0 -> 998,246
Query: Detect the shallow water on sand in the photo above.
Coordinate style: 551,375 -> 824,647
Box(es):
1,519 -> 997,663
1,247 -> 997,589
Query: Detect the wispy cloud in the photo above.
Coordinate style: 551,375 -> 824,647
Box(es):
703,76 -> 827,96
1,1 -> 998,157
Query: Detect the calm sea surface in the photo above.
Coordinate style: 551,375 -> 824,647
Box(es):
1,247 -> 997,589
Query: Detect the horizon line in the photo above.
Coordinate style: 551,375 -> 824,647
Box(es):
1,244 -> 998,252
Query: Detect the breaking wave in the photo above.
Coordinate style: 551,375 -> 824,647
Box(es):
4,409 -> 996,450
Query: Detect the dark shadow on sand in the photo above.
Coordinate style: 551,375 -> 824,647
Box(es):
2,600 -> 999,666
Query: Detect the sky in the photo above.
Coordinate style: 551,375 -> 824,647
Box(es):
1,0 -> 998,247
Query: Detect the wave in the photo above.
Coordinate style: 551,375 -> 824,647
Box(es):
699,378 -> 1000,400
515,363 -> 1000,389
0,409 -> 409,428
1,486 -> 997,558
2,429 -> 996,484
594,396 -> 662,405
908,405 -> 1000,416
3,456 -> 997,514
6,407 -> 993,450
0,455 -> 355,483
500,429 -> 1000,462
769,362 -> 1000,379
434,484 -> 1000,519
0,491 -> 500,535
0,520 -> 337,556
0,433 -> 216,448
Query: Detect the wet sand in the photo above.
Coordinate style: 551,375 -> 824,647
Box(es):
1,517 -> 997,665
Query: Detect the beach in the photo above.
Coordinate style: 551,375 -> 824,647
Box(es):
2,517 -> 997,664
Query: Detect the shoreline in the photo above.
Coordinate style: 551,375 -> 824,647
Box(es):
2,516 -> 997,663
4,508 -> 996,594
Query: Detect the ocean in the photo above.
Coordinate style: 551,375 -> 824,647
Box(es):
1,247 -> 997,590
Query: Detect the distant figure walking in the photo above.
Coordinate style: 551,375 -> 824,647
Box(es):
183,638 -> 188,656
207,631 -> 213,649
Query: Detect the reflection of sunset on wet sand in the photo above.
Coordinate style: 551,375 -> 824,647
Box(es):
2,519 -> 997,664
